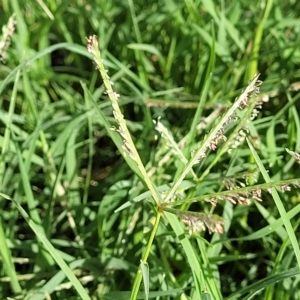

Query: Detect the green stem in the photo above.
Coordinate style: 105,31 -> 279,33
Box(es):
246,0 -> 273,80
130,210 -> 162,300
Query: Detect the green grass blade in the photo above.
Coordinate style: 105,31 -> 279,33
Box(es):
141,261 -> 150,300
185,26 -> 215,155
225,267 -> 300,300
164,212 -> 203,297
127,0 -> 149,88
0,43 -> 90,96
228,203 -> 300,242
6,194 -> 91,300
0,217 -> 22,293
12,131 -> 55,268
245,0 -> 273,80
247,138 -> 300,269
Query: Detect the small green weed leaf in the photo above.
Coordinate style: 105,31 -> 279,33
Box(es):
114,180 -> 195,213
202,291 -> 212,300
191,23 -> 231,61
140,260 -> 149,300
127,43 -> 161,57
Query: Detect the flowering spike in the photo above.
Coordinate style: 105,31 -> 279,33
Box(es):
86,35 -> 163,206
163,207 -> 224,235
163,74 -> 263,204
0,14 -> 16,62
286,149 -> 300,164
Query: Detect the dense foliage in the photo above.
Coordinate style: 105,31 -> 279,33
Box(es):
1,1 -> 300,299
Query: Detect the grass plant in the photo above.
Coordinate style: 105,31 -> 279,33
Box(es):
1,1 -> 300,299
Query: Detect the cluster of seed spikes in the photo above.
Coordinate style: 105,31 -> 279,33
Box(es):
209,188 -> 262,206
86,35 -> 135,161
210,78 -> 263,152
210,179 -> 300,207
87,35 -> 300,237
222,170 -> 260,189
192,76 -> 262,166
154,75 -> 265,234
163,207 -> 224,235
180,212 -> 224,235
162,176 -> 300,235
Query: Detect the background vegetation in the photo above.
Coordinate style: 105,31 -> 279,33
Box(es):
1,0 -> 300,299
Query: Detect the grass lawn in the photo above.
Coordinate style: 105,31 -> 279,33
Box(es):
1,0 -> 300,299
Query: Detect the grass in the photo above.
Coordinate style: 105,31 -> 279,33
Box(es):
1,0 -> 300,299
